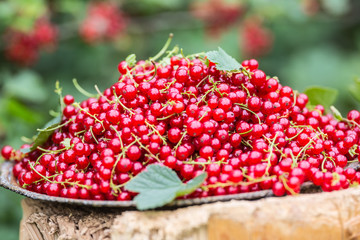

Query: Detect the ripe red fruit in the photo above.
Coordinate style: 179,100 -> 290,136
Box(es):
1,145 -> 13,160
187,120 -> 203,137
272,182 -> 285,196
122,84 -> 137,100
251,69 -> 266,87
175,67 -> 189,83
63,95 -> 75,105
5,47 -> 360,203
127,145 -> 141,161
207,163 -> 221,177
106,109 -> 120,124
168,128 -> 182,143
46,183 -> 61,197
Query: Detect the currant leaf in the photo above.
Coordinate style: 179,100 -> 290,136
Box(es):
304,86 -> 338,111
20,148 -> 31,154
206,47 -> 241,72
349,77 -> 360,103
132,189 -> 177,211
177,173 -> 207,196
21,115 -> 62,154
125,54 -> 137,67
126,164 -> 182,192
125,164 -> 207,210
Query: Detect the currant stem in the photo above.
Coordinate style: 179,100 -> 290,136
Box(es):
150,33 -> 173,62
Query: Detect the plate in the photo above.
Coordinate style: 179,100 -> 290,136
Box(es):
0,161 -> 319,209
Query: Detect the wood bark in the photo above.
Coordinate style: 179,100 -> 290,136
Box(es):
19,187 -> 360,240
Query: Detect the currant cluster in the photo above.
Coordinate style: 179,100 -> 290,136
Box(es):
2,45 -> 360,201
79,2 -> 126,44
191,0 -> 243,37
240,17 -> 273,58
4,19 -> 57,66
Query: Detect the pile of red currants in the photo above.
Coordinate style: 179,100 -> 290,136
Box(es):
2,44 -> 360,201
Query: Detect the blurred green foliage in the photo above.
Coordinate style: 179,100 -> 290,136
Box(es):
1,0 -> 360,239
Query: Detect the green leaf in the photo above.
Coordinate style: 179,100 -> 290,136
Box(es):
133,189 -> 178,210
20,148 -> 31,154
349,78 -> 360,103
321,0 -> 349,16
125,164 -> 207,210
57,0 -> 86,16
125,54 -> 137,67
126,164 -> 182,192
5,98 -> 42,124
3,70 -> 48,103
177,173 -> 207,196
304,86 -> 338,110
22,116 -> 62,153
206,47 -> 241,72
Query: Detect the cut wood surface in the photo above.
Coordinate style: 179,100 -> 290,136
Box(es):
19,187 -> 360,240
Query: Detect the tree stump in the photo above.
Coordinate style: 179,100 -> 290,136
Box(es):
19,187 -> 360,240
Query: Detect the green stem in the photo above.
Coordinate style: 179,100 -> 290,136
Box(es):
73,79 -> 98,98
150,33 -> 173,61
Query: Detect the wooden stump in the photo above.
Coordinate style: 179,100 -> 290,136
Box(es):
19,187 -> 360,240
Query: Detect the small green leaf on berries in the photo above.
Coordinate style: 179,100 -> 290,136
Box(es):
204,57 -> 210,67
349,77 -> 360,103
125,164 -> 207,210
206,47 -> 241,72
304,86 -> 338,111
125,54 -> 137,67
20,148 -> 31,154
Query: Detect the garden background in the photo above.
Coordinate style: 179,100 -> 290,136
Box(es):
1,0 -> 360,239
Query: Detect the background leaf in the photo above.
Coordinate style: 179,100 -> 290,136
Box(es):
5,98 -> 42,124
349,78 -> 360,102
3,70 -> 48,103
321,0 -> 349,16
304,86 -> 338,110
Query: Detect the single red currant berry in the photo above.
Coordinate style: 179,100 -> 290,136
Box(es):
127,145 -> 141,161
46,183 -> 61,197
207,163 -> 221,177
106,109 -> 120,124
251,69 -> 266,87
63,95 -> 74,105
190,64 -> 204,80
122,84 -> 137,101
1,145 -> 13,160
187,120 -> 203,137
168,127 -> 182,143
272,181 -> 285,196
175,67 -> 189,83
